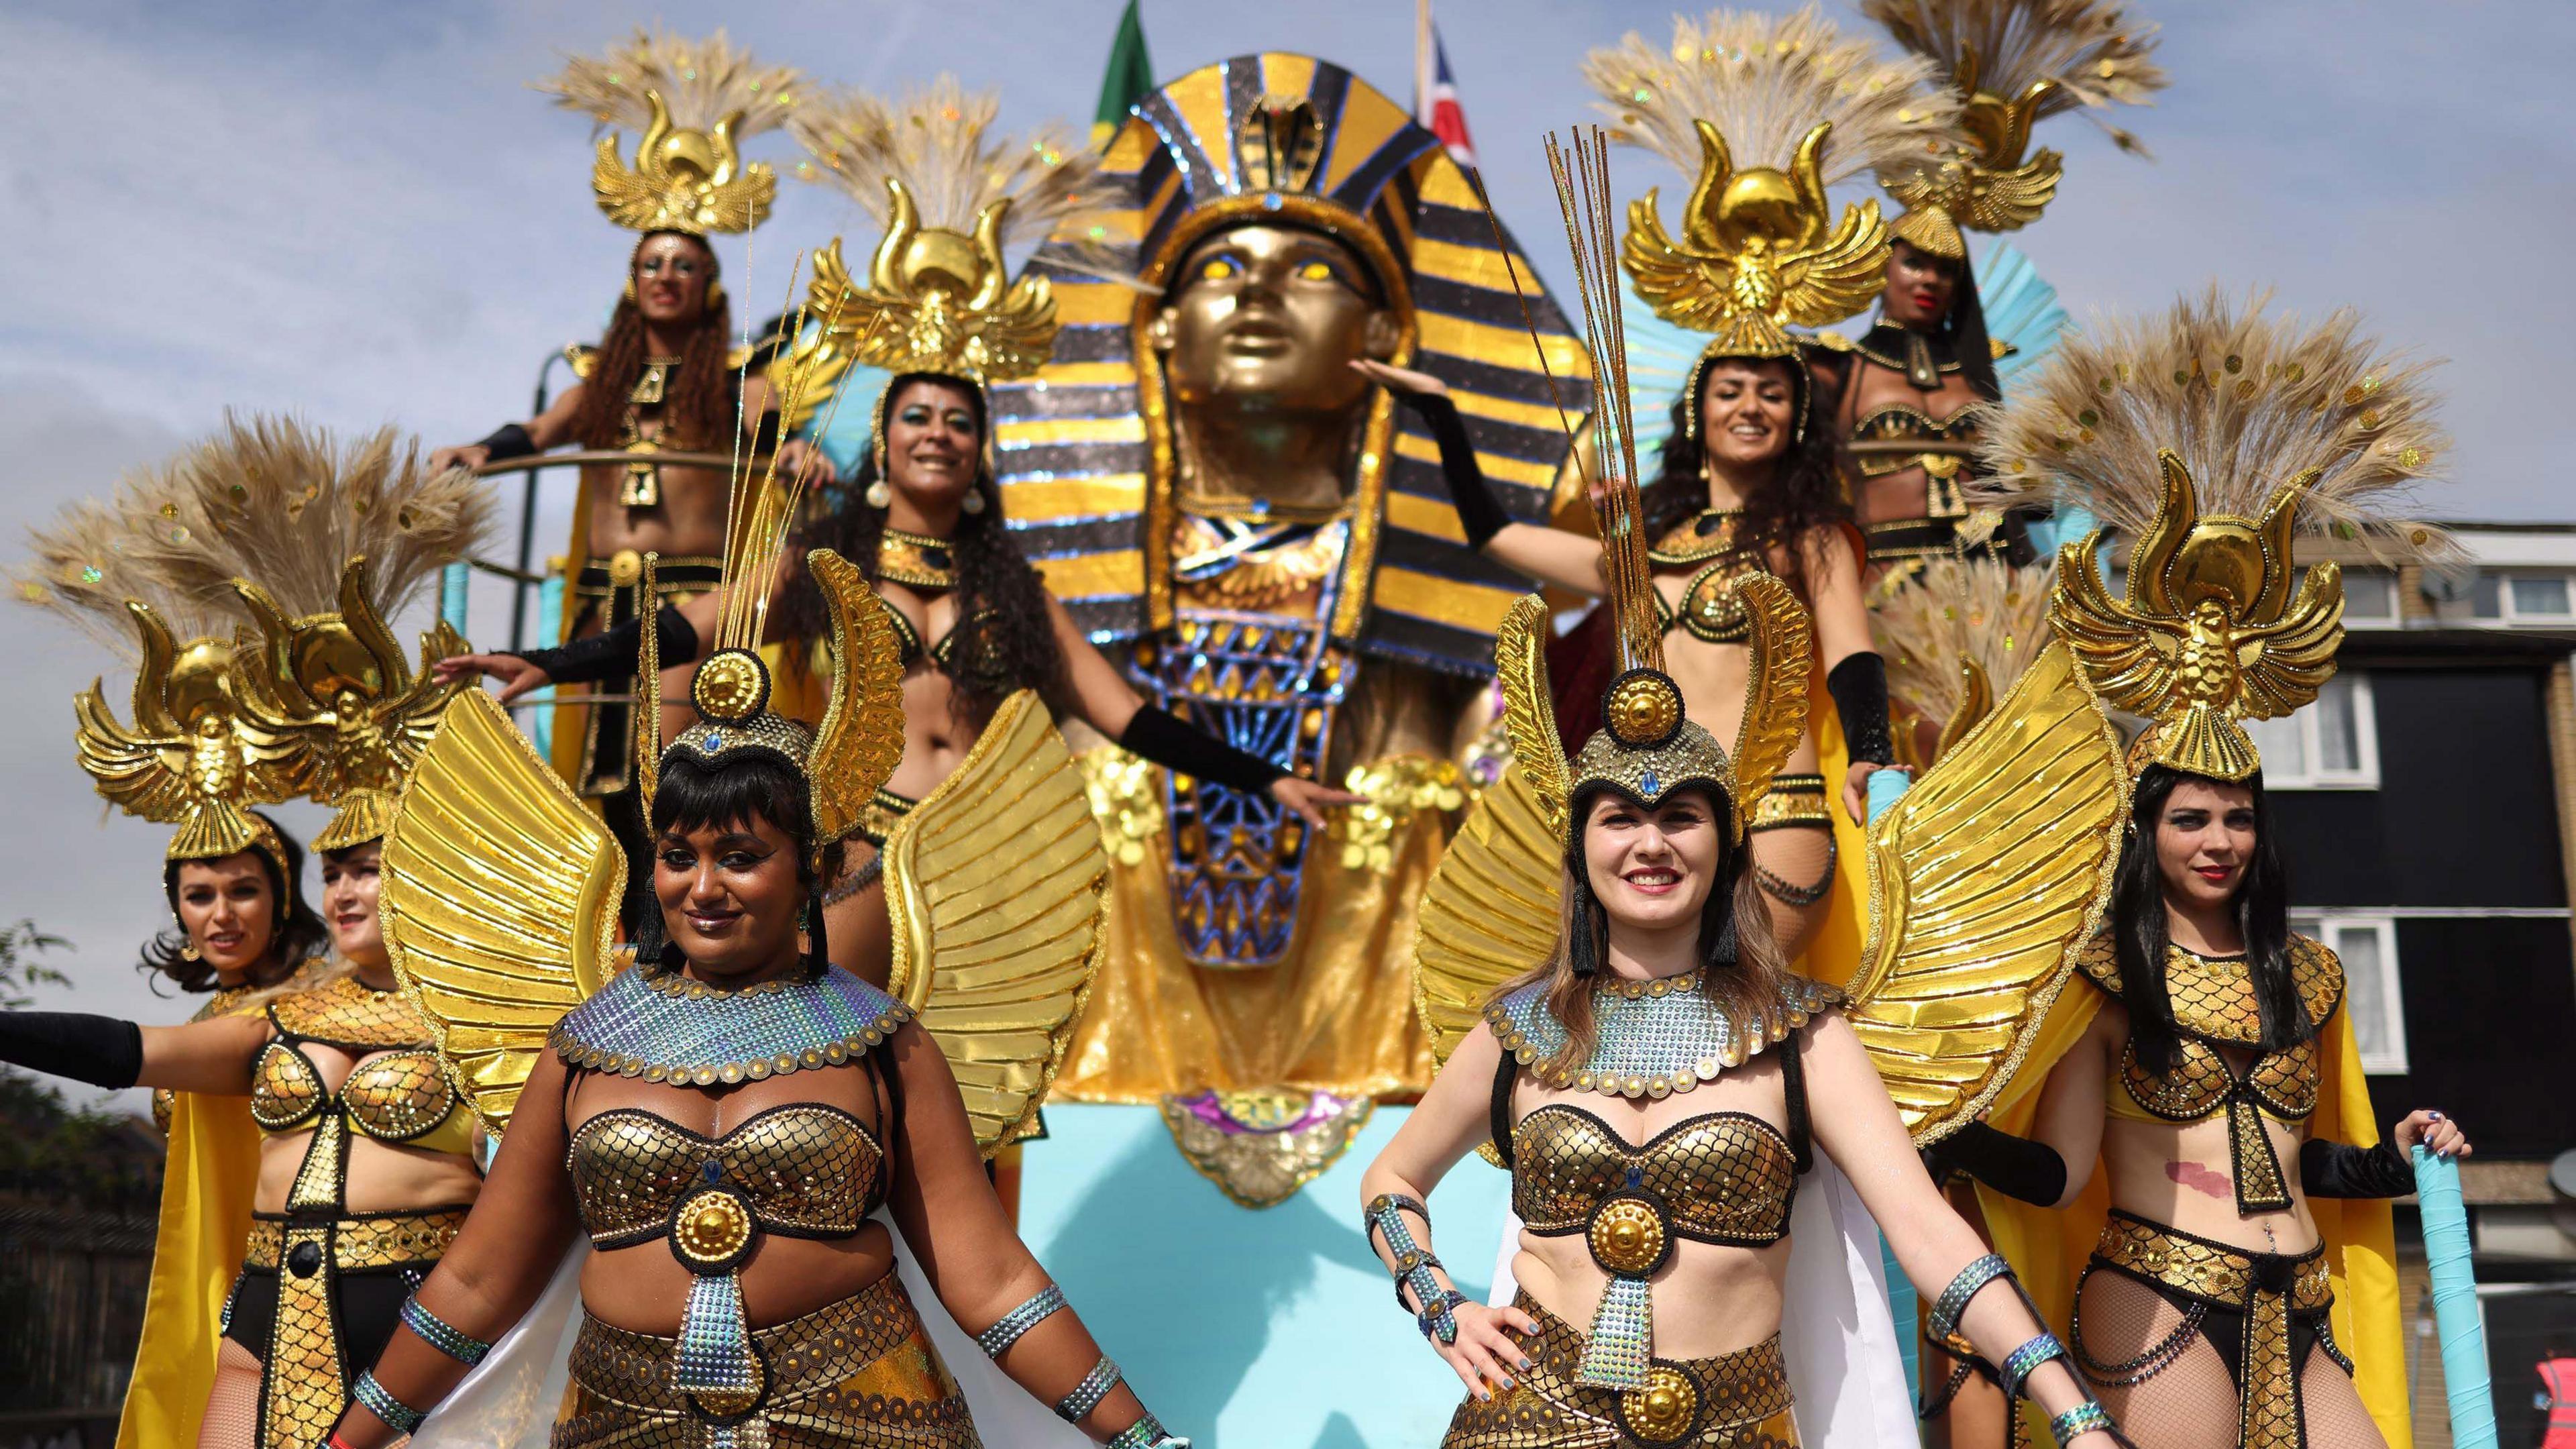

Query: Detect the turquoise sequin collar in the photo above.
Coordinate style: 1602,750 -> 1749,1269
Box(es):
551,965 -> 911,1087
1487,971 -> 1842,1099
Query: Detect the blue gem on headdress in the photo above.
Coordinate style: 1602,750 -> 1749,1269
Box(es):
1641,768 -> 1660,796
702,731 -> 724,749
1263,191 -> 1284,211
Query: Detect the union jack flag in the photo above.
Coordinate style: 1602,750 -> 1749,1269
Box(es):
1413,13 -> 1478,168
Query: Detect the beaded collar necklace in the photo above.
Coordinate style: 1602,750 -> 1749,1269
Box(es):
877,527 -> 959,590
551,964 -> 912,1087
1486,970 -> 1842,1099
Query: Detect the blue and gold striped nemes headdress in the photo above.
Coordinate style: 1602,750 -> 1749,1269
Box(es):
991,52 -> 1597,676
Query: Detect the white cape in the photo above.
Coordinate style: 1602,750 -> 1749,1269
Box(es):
407,1215 -> 1087,1449
1484,1147 -> 1917,1448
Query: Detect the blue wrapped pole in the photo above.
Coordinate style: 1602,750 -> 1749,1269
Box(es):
1864,767 -> 1922,1401
439,561 -> 470,634
527,572 -> 565,759
2414,1144 -> 2496,1448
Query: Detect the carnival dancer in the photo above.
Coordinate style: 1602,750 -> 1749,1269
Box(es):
1373,8 -> 1954,971
329,372 -> 1183,1448
426,30 -> 830,914
432,78 -> 1354,991
1933,291 -> 2465,1448
1368,129 -> 2129,1444
1807,0 -> 2166,588
1,417 -> 493,1449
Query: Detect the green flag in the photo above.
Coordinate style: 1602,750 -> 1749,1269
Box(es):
1091,0 -> 1155,149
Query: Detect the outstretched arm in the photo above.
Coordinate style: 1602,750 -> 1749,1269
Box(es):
1350,360 -> 1606,597
1047,596 -> 1363,828
428,384 -> 588,476
1804,1015 -> 2121,1447
0,1007 -> 268,1095
884,1022 -> 1173,1444
1356,1024 -> 1540,1401
325,1050 -> 586,1447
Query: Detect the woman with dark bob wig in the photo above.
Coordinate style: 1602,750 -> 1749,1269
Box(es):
1931,292 -> 2469,1448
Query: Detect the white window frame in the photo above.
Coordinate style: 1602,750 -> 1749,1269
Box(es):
2245,673 -> 2380,789
2290,912 -> 2408,1073
2337,568 -> 2403,631
2500,571 -> 2576,626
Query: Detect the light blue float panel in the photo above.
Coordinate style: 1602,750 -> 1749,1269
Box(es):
1018,1102 -> 1512,1448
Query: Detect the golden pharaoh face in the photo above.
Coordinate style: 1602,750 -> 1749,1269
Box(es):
1152,223 -> 1397,413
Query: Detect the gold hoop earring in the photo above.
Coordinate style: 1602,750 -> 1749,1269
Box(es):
865,480 -> 893,508
180,941 -> 201,962
704,281 -> 725,316
960,487 -> 986,515
623,278 -> 637,304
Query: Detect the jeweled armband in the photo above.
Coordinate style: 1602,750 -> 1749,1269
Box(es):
1998,1332 -> 2069,1400
977,1283 -> 1067,1356
1057,1356 -> 1124,1424
1929,1252 -> 2012,1342
2050,1400 -> 2116,1446
400,1294 -> 492,1366
352,1371 -> 427,1435
1363,1193 -> 1458,1343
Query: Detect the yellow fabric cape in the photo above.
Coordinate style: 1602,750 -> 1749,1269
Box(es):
1976,974 -> 2409,1448
115,1091 -> 260,1449
1800,682 -> 1872,989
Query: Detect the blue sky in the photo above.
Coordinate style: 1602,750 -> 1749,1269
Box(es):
3,0 -> 2571,1028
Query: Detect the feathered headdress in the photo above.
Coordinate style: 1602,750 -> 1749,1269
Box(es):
1980,290 -> 2448,780
1589,5 -> 1956,360
1866,0 -> 2167,258
541,28 -> 804,236
790,78 -> 1108,394
1878,555 -> 2055,761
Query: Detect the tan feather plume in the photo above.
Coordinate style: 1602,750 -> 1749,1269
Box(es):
1862,0 -> 2166,153
1587,5 -> 1959,182
1973,288 -> 2450,561
540,27 -> 803,138
1879,557 -> 2055,725
788,77 -> 1108,247
13,415 -> 494,653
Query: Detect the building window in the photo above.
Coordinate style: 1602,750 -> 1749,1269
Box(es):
2242,674 -> 2378,788
2290,914 -> 2408,1073
2341,570 -> 2399,628
2507,574 -> 2573,621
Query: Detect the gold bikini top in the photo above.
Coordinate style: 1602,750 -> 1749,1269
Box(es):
1847,402 -> 1980,482
1646,511 -> 1770,646
1508,1105 -> 1803,1248
2080,934 -> 2343,1215
568,1103 -> 888,1248
249,972 -> 475,1161
881,598 -> 1004,678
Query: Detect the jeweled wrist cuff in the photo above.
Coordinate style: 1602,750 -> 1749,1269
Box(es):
400,1294 -> 492,1366
977,1284 -> 1067,1356
1999,1332 -> 2068,1400
1057,1356 -> 1123,1424
1105,1411 -> 1191,1449
1364,1193 -> 1455,1343
352,1371 -> 427,1435
1930,1252 -> 2012,1341
2050,1400 -> 2115,1445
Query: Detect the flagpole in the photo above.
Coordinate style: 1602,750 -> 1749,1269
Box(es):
1415,0 -> 1436,123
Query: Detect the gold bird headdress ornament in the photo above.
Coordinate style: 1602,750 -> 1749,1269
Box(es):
1499,127 -> 1814,843
785,77 -> 1111,466
639,258 -> 908,861
15,416 -> 491,862
1976,288 -> 2449,781
1587,5 -> 1956,378
541,28 -> 805,237
1864,0 -> 2168,260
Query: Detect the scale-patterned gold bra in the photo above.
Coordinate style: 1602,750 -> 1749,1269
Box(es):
2082,936 -> 2343,1216
568,1103 -> 888,1246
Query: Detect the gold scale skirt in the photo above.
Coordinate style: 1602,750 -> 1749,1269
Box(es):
554,1271 -> 979,1448
1440,1292 -> 1799,1448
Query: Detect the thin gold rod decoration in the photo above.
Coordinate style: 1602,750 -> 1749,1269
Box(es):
1462,168 -> 1579,448
1544,125 -> 1658,678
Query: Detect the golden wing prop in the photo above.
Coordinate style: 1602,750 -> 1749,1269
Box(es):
380,690 -> 622,1135
1845,639 -> 2125,1143
1413,760 -> 1564,1071
880,688 -> 1106,1158
1729,573 -> 1815,827
1492,594 -> 1572,837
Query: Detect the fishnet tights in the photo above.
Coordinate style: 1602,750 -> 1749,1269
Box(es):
199,1338 -> 260,1449
2072,1271 -> 2386,1448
